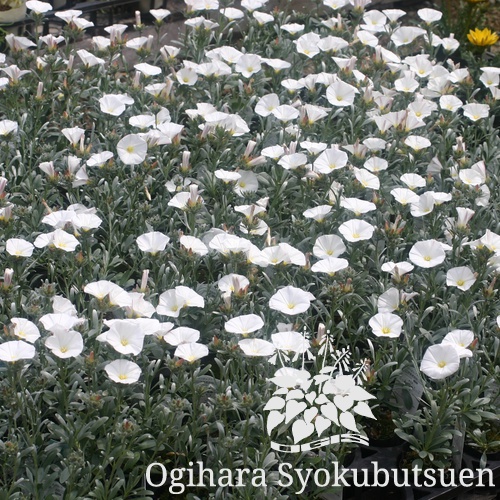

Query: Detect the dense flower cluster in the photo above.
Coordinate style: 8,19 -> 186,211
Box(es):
0,0 -> 499,496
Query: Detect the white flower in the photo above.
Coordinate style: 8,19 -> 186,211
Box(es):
405,135 -> 431,151
157,286 -> 204,317
176,67 -> 198,86
377,288 -> 400,313
39,313 -> 83,333
269,286 -> 315,315
255,93 -> 280,117
462,103 -> 489,122
410,192 -> 435,217
281,23 -> 305,35
225,314 -> 264,335
99,95 -> 126,116
235,54 -> 262,78
253,11 -> 273,24
340,198 -> 376,215
391,188 -> 420,206
62,126 -> 85,147
84,280 -> 132,307
52,295 -> 77,316
239,339 -> 275,357
417,8 -> 442,23
311,257 -> 349,275
459,168 -> 484,186
0,340 -> 36,362
164,327 -> 200,346
353,168 -> 380,189
400,173 -> 426,189
150,8 -> 171,20
420,344 -> 460,380
136,231 -> 170,254
338,219 -> 375,242
480,229 -> 500,252
440,95 -> 462,112
361,10 -> 387,31
87,151 -> 114,167
71,213 -> 102,232
218,274 -> 249,294
214,170 -> 241,182
271,105 -> 299,122
175,343 -> 209,362
301,141 -> 327,155
105,359 -> 141,384
382,9 -> 406,21
364,157 -> 388,173
76,49 -> 104,67
180,235 -> 208,256
356,30 -> 379,47
260,243 -> 306,266
480,70 -> 499,89
270,367 -> 311,388
303,205 -> 332,222
117,134 -> 148,165
295,32 -> 321,58
313,148 -> 348,173
271,331 -> 310,353
313,235 -> 346,259
208,233 -> 252,255
369,313 -> 403,338
391,27 -> 426,47
134,63 -> 162,76
409,240 -> 446,268
446,267 -> 476,291
455,207 -> 475,229
0,120 -> 18,136
45,330 -> 84,358
11,318 -> 40,343
221,7 -> 244,20
34,229 -> 80,252
97,320 -> 145,355
26,1 -> 53,13
278,153 -> 308,171
4,35 -> 36,52
234,171 -> 259,196
442,330 -> 474,358
123,293 -> 156,319
6,238 -> 34,257
326,80 -> 358,107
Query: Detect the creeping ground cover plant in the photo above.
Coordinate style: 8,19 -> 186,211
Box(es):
0,0 -> 500,497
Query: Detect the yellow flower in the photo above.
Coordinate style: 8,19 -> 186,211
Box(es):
467,28 -> 499,47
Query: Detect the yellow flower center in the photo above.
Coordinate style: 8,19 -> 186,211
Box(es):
126,146 -> 134,153
121,339 -> 129,346
60,347 -> 68,353
456,280 -> 465,286
437,361 -> 446,368
119,374 -> 127,380
424,256 -> 431,261
382,327 -> 391,334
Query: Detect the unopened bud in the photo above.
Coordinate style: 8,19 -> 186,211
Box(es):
140,269 -> 149,292
36,81 -> 44,99
3,268 -> 14,286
